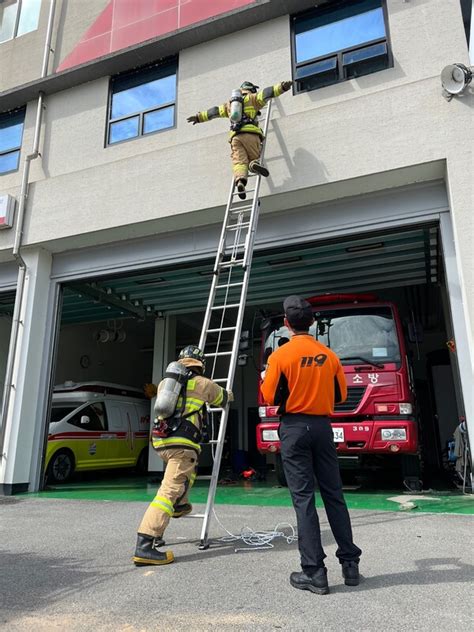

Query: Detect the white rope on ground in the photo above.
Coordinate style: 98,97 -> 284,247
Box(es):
212,508 -> 298,552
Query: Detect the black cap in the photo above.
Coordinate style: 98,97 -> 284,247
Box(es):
283,295 -> 314,330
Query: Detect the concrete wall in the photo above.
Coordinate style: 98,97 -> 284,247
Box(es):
54,319 -> 154,388
0,0 -> 110,92
0,1 -> 472,324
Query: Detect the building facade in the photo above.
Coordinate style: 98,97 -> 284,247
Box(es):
0,0 -> 473,493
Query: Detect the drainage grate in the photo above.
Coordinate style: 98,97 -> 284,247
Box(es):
335,386 -> 366,412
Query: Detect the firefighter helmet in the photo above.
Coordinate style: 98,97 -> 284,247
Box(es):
240,81 -> 259,93
179,345 -> 206,368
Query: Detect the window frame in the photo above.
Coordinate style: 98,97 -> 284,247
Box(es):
105,58 -> 178,148
66,402 -> 108,432
0,107 -> 26,176
0,0 -> 41,43
290,0 -> 393,94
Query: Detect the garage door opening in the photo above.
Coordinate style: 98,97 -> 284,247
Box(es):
40,222 -> 469,494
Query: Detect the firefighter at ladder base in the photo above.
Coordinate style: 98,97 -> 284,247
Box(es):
133,345 -> 233,566
187,80 -> 293,200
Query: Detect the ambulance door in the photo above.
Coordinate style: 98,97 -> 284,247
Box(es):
120,403 -> 141,465
61,402 -> 109,470
106,401 -> 133,466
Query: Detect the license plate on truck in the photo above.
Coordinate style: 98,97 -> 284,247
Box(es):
333,428 -> 344,442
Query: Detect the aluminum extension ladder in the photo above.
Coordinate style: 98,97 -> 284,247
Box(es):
194,101 -> 273,549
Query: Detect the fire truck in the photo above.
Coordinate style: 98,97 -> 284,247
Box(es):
256,294 -> 421,488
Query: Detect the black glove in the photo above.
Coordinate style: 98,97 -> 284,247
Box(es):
187,114 -> 199,125
281,80 -> 293,92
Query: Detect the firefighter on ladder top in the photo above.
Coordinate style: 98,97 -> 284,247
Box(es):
187,80 -> 293,200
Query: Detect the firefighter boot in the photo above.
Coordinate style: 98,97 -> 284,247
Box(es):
172,503 -> 193,518
249,160 -> 270,178
289,568 -> 329,595
236,178 -> 247,200
342,561 -> 360,586
133,533 -> 174,566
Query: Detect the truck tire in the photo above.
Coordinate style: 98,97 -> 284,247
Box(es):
47,449 -> 75,483
275,454 -> 287,487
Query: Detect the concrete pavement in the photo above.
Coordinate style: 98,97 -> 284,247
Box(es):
1,496 -> 473,631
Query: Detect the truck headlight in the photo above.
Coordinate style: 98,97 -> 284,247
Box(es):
262,429 -> 279,442
381,428 -> 407,441
399,403 -> 413,415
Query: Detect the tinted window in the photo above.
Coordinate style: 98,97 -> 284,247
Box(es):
108,61 -> 177,145
67,403 -> 107,431
0,108 -> 25,174
50,406 -> 77,423
292,0 -> 391,92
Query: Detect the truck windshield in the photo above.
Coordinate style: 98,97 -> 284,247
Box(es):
264,306 -> 401,366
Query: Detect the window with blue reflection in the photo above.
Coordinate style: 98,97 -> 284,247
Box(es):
108,60 -> 177,145
0,108 -> 25,175
293,0 -> 391,93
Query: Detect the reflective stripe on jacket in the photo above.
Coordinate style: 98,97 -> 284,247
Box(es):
197,83 -> 286,139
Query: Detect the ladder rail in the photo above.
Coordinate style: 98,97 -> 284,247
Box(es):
198,102 -> 273,549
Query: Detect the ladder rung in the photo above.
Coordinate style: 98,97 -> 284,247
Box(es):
210,303 -> 240,310
233,188 -> 255,196
219,261 -> 245,269
215,283 -> 243,290
213,378 -> 228,383
226,222 -> 250,231
206,438 -> 220,442
205,351 -> 232,357
196,475 -> 213,481
207,326 -> 237,332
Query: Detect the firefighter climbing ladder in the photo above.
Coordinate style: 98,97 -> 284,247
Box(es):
195,101 -> 273,550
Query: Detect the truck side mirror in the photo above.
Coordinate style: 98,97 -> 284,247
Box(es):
80,415 -> 90,425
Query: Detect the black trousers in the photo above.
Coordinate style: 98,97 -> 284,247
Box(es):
280,414 -> 361,573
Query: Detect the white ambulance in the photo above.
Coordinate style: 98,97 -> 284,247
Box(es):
46,381 -> 151,483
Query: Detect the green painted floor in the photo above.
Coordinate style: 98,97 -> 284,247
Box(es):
29,476 -> 474,515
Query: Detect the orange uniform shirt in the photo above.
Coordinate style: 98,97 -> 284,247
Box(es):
261,334 -> 347,416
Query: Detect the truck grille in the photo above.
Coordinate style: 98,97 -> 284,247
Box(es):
334,387 -> 366,413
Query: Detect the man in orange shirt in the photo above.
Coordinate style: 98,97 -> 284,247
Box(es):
261,295 -> 361,594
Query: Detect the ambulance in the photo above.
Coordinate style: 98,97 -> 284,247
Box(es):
45,381 -> 151,483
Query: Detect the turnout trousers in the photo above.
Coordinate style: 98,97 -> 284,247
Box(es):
230,132 -> 262,182
280,414 -> 361,573
138,448 -> 197,538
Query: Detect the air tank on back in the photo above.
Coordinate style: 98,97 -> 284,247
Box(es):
229,88 -> 243,124
154,361 -> 189,420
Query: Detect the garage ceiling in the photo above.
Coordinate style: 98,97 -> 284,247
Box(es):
55,225 -> 439,325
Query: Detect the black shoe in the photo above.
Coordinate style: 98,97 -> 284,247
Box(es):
172,503 -> 192,518
132,533 -> 174,566
342,561 -> 359,586
236,179 -> 246,200
249,160 -> 270,178
289,568 -> 329,595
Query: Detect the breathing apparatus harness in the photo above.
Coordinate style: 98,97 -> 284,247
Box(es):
152,365 -> 205,447
229,83 -> 261,133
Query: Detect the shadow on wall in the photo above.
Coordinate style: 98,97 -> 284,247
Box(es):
266,107 -> 330,194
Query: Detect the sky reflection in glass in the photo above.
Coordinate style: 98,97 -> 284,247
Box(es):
0,150 -> 20,174
0,111 -> 25,153
109,117 -> 140,144
296,7 -> 385,63
143,107 -> 175,135
111,74 -> 176,120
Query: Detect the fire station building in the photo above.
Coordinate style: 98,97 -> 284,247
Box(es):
0,0 -> 473,494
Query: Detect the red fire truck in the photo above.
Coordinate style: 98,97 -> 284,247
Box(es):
257,294 -> 420,487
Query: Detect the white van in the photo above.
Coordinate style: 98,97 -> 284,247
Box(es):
46,381 -> 151,483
